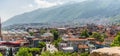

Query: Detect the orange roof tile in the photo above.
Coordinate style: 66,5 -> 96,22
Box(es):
87,38 -> 96,40
68,38 -> 87,41
95,41 -> 104,45
78,45 -> 89,49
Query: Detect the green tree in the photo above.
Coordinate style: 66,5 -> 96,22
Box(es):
16,47 -> 32,56
51,29 -> 59,40
41,51 -> 90,56
8,48 -> 13,56
71,52 -> 78,56
29,48 -> 40,52
90,32 -> 105,42
38,42 -> 46,48
29,32 -> 34,36
41,51 -> 51,56
40,29 -> 46,35
0,53 -> 3,56
41,51 -> 79,56
16,47 -> 40,56
111,32 -> 120,46
29,48 -> 40,56
99,34 -> 105,42
80,29 -> 89,38
80,52 -> 89,56
52,37 -> 62,47
118,32 -> 120,35
90,32 -> 101,39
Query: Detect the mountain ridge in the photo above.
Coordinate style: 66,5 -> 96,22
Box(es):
3,0 -> 120,27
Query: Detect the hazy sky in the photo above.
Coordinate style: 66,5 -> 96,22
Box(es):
0,0 -> 86,22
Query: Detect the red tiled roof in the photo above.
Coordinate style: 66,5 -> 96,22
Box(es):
68,38 -> 87,41
32,38 -> 39,40
104,37 -> 114,40
78,45 -> 89,49
11,42 -> 21,45
95,41 -> 104,45
16,40 -> 25,42
97,25 -> 104,28
87,38 -> 96,40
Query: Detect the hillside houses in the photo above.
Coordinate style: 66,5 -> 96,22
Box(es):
2,31 -> 30,41
1,24 -> 120,55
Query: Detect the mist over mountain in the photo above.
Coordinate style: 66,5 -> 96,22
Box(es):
3,0 -> 120,27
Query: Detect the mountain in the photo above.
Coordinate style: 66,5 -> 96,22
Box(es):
3,0 -> 120,27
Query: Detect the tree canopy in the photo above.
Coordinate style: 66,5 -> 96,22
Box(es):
38,42 -> 46,48
16,47 -> 40,56
29,32 -> 34,36
0,53 -> 3,56
52,37 -> 62,47
50,29 -> 59,40
111,32 -> 120,46
16,47 -> 32,56
41,51 -> 89,56
90,32 -> 104,42
80,29 -> 89,38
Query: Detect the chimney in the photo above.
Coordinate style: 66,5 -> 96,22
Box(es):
0,17 -> 2,41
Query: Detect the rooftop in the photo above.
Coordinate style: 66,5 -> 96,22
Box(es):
78,45 -> 89,49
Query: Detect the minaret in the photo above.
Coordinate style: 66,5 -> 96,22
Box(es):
0,17 -> 2,41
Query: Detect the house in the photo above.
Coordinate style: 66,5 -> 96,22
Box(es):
88,44 -> 96,52
61,37 -> 88,52
104,37 -> 114,47
62,47 -> 74,53
78,45 -> 89,53
41,32 -> 53,42
94,41 -> 105,49
2,31 -> 30,41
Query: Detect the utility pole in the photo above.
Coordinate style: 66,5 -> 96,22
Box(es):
0,17 -> 3,41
